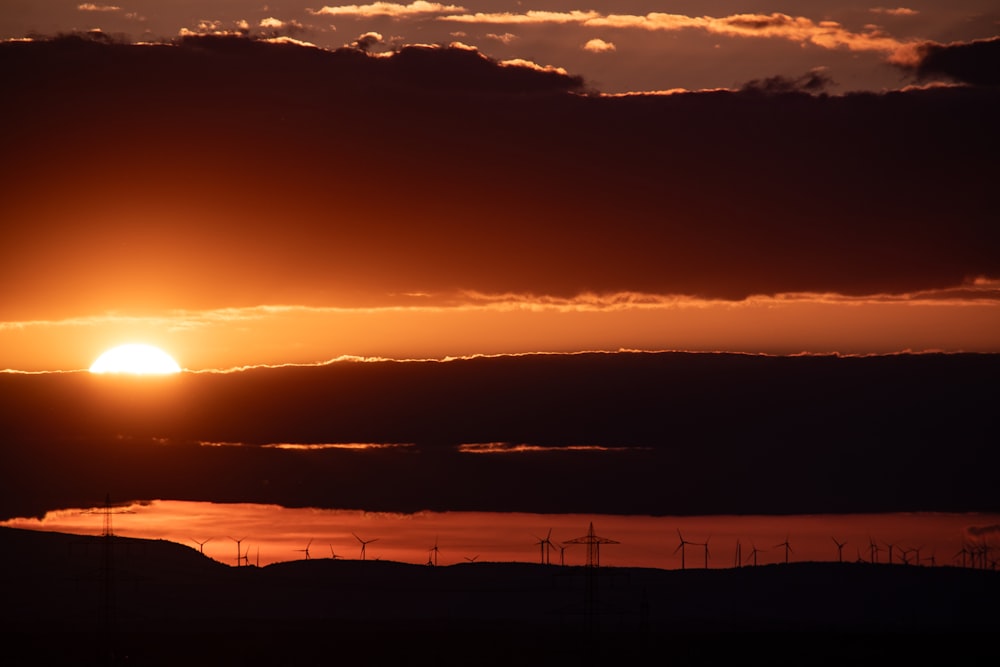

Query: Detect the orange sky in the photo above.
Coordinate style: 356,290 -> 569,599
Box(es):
3,36 -> 999,371
4,500 -> 996,570
2,284 -> 999,372
1,29 -> 998,541
3,1 -> 998,94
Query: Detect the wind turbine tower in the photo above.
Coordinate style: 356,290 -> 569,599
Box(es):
228,536 -> 247,568
775,537 -> 793,564
534,528 -> 557,565
353,533 -> 378,561
674,530 -> 693,570
428,537 -> 440,566
191,537 -> 213,555
296,538 -> 313,561
832,537 -> 846,563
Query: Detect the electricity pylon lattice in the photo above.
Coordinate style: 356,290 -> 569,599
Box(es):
564,522 -> 619,568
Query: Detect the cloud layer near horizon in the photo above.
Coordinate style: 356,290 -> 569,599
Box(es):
1,352 -> 997,518
2,36 -> 998,323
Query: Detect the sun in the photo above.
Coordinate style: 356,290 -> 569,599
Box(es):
89,344 -> 182,375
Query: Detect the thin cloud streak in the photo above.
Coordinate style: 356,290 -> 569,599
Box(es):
458,442 -> 649,454
870,7 -> 920,17
439,10 -> 919,60
77,3 -> 121,12
310,2 -> 466,18
4,279 -> 998,332
2,281 -> 999,372
200,441 -> 417,450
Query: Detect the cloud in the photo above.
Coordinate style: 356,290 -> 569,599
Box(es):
77,3 -> 120,11
440,10 -> 917,61
485,33 -> 517,45
497,58 -> 569,76
440,10 -> 600,25
2,352 -> 998,517
310,2 -> 466,18
870,7 -> 919,17
900,36 -> 1000,86
260,17 -> 305,32
179,20 -> 255,37
2,37 -> 998,311
740,67 -> 834,94
371,43 -> 582,91
583,38 -> 616,53
352,31 -> 385,51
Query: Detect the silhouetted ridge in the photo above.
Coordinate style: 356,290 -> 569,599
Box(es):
3,526 -> 999,662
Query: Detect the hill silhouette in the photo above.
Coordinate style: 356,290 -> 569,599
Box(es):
2,526 -> 997,664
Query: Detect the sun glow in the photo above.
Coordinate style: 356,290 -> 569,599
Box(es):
89,344 -> 181,374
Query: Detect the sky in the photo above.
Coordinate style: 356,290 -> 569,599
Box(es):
1,2 -> 999,372
3,1 -> 1000,93
0,4 -> 998,543
4,500 -> 997,569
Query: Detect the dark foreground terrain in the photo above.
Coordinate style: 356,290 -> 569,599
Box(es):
1,527 -> 996,665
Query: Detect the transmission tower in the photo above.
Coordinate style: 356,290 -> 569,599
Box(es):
564,522 -> 619,568
564,522 -> 620,636
83,493 -> 134,660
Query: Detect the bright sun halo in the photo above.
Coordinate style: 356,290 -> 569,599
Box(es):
89,344 -> 181,375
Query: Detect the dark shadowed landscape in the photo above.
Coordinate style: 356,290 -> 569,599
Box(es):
3,526 -> 998,666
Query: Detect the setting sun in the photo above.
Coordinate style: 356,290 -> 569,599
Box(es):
89,344 -> 181,375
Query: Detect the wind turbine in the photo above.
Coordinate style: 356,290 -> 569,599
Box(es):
745,543 -> 763,567
882,541 -> 895,564
533,528 -> 556,565
428,536 -> 440,566
228,536 -> 247,568
954,544 -> 970,568
353,532 -> 378,561
329,545 -> 341,560
241,544 -> 251,568
774,537 -> 792,564
191,537 -> 213,555
674,530 -> 693,570
832,537 -> 847,563
700,536 -> 711,569
296,538 -> 313,561
899,547 -> 913,565
464,555 -> 479,563
868,537 -> 881,564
